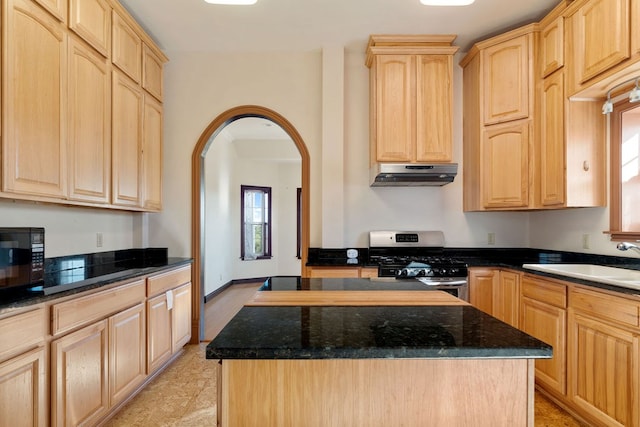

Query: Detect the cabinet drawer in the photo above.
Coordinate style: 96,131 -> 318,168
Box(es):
147,266 -> 192,297
522,276 -> 567,308
570,287 -> 640,328
0,307 -> 47,361
52,279 -> 145,336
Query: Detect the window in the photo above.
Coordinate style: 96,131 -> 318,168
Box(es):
241,185 -> 272,260
609,99 -> 640,240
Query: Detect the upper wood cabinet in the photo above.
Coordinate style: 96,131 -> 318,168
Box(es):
563,0 -> 640,97
2,0 -> 68,199
142,94 -> 163,211
539,70 -> 566,206
143,44 -> 164,101
68,36 -> 111,204
461,25 -> 536,211
68,0 -> 111,57
481,34 -> 532,125
366,35 -> 459,164
1,0 -> 167,212
112,9 -> 142,83
112,70 -> 143,208
569,0 -> 630,85
540,15 -> 564,78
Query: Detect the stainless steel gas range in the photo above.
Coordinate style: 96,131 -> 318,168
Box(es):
369,231 -> 469,301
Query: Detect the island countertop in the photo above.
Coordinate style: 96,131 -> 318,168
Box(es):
206,300 -> 552,360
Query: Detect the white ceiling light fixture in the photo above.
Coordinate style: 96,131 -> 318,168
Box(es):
204,0 -> 257,5
420,0 -> 475,5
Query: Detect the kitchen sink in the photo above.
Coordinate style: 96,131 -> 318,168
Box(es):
522,264 -> 640,291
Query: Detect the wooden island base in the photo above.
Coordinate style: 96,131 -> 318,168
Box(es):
217,358 -> 535,426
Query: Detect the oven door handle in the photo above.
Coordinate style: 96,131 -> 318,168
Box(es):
417,278 -> 468,286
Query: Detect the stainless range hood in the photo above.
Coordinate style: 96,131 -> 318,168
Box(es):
370,163 -> 458,187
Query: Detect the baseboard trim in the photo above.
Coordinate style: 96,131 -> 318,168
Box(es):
203,277 -> 269,303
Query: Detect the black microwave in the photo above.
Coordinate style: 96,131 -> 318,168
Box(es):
0,227 -> 45,291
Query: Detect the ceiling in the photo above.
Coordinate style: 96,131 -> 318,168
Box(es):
119,0 -> 559,54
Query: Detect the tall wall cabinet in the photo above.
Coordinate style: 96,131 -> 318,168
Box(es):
1,0 -> 167,212
461,0 -> 607,212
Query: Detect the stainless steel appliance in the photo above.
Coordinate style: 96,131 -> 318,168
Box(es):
369,230 -> 469,301
370,163 -> 458,187
0,227 -> 45,291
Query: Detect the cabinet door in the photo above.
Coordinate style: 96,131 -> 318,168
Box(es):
468,268 -> 496,315
540,16 -> 564,77
481,120 -> 530,208
493,270 -> 520,328
416,54 -> 452,162
568,312 -> 639,427
52,320 -> 109,427
373,55 -> 414,162
142,44 -> 164,101
573,0 -> 630,84
308,267 -> 360,278
482,35 -> 530,124
142,94 -> 163,211
112,70 -> 142,207
109,303 -> 146,406
68,36 -> 111,203
112,10 -> 141,83
539,70 -> 565,207
0,347 -> 47,427
68,0 -> 111,57
147,292 -> 172,373
521,297 -> 566,395
3,0 -> 68,198
172,283 -> 192,352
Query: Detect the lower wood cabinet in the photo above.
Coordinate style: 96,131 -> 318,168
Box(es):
0,346 -> 47,427
469,268 -> 520,327
567,288 -> 640,427
51,319 -> 109,426
519,275 -> 567,396
468,268 -> 496,315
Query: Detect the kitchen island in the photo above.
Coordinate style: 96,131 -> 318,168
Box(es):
207,278 -> 551,426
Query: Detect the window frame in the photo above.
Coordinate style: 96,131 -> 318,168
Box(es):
608,97 -> 640,241
240,185 -> 272,260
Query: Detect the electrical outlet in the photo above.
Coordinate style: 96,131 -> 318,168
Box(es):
96,232 -> 103,248
582,234 -> 590,249
487,232 -> 495,245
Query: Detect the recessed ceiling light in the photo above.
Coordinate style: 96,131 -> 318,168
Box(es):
204,0 -> 257,4
420,0 -> 475,5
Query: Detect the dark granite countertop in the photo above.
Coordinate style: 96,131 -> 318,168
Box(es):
0,249 -> 192,314
206,304 -> 552,360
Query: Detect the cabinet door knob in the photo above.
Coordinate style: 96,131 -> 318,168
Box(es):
583,161 -> 590,171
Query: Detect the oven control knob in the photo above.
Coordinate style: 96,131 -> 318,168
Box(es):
398,269 -> 408,277
416,270 -> 426,277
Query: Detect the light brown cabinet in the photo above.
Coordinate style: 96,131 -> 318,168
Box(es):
68,35 -> 112,204
468,268 -> 496,315
0,307 -> 48,427
366,35 -> 458,164
51,319 -> 109,426
567,287 -> 640,426
112,70 -> 143,207
1,0 -> 166,212
493,270 -> 520,328
112,9 -> 142,83
142,94 -> 164,211
461,26 -> 536,211
69,0 -> 111,57
2,0 -> 68,199
481,35 -> 532,125
540,14 -> 564,78
109,303 -> 146,406
307,266 -> 380,278
481,120 -> 531,209
146,267 -> 192,373
520,275 -> 567,396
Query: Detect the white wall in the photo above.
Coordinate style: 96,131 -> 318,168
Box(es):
0,200 -> 135,257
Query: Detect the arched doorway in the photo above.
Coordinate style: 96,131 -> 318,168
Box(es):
191,105 -> 310,342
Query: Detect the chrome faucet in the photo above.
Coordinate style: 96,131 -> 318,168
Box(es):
616,242 -> 640,254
